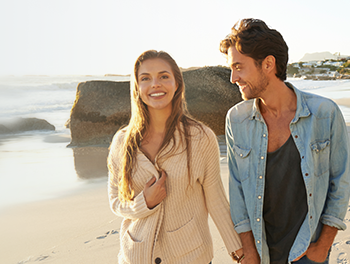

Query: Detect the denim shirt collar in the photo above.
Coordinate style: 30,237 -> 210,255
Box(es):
249,82 -> 311,122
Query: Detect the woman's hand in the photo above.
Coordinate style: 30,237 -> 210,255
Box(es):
143,170 -> 167,209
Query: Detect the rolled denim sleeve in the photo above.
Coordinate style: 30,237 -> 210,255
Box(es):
226,112 -> 252,234
321,103 -> 350,230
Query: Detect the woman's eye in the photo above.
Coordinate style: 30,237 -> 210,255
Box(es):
140,77 -> 149,81
160,75 -> 169,79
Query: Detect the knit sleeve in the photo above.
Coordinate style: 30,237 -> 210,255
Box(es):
201,127 -> 242,253
107,131 -> 161,220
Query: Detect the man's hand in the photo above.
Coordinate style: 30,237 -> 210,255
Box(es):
239,231 -> 260,264
293,225 -> 337,262
292,242 -> 328,262
143,170 -> 167,209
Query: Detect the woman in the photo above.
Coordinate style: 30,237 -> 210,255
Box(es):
108,50 -> 243,264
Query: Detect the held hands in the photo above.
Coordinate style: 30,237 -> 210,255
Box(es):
239,231 -> 260,264
143,170 -> 167,209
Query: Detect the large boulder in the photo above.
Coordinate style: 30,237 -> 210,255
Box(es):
68,66 -> 242,147
0,118 -> 55,134
68,81 -> 130,147
183,67 -> 241,134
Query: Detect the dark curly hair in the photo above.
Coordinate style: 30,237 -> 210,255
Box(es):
220,18 -> 289,81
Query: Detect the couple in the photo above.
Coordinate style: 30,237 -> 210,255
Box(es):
108,19 -> 350,264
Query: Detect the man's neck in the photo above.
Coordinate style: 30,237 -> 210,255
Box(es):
258,80 -> 296,118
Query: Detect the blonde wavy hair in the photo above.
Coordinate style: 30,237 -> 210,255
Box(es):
110,50 -> 202,203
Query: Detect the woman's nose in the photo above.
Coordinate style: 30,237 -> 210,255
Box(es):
152,78 -> 160,88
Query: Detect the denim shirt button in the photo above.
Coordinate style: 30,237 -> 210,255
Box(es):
257,218 -> 261,222
259,176 -> 263,179
257,240 -> 261,244
258,196 -> 262,199
263,134 -> 266,137
261,156 -> 264,160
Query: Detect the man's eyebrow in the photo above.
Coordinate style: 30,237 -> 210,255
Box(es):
230,62 -> 241,67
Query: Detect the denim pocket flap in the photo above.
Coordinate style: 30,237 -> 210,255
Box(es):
310,139 -> 330,153
233,144 -> 251,158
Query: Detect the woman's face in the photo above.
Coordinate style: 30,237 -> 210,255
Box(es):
137,58 -> 177,113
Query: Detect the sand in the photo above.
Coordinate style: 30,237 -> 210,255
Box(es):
1,135 -> 349,264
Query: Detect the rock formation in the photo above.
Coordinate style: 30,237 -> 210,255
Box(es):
68,81 -> 131,146
0,117 -> 55,134
68,66 -> 242,147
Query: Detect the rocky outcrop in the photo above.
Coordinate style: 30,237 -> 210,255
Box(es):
182,67 -> 242,134
68,81 -> 131,146
68,66 -> 242,147
0,118 -> 55,134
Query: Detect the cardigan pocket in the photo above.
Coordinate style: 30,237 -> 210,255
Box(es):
166,217 -> 203,258
120,230 -> 147,264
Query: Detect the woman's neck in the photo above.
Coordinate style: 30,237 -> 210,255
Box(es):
147,108 -> 171,135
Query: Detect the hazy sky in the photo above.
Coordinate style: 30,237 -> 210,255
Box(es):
1,0 -> 349,75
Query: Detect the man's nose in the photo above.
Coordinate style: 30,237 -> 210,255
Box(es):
230,70 -> 239,84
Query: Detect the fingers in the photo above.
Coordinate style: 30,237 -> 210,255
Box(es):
143,171 -> 167,209
292,252 -> 306,262
158,170 -> 167,185
145,176 -> 156,188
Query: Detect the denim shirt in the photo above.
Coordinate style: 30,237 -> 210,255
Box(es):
226,83 -> 350,264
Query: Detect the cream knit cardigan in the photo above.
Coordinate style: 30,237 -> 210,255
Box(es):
108,124 -> 242,264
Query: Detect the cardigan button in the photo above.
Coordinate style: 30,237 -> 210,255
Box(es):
155,257 -> 162,264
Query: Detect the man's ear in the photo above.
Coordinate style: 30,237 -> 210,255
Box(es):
262,55 -> 276,74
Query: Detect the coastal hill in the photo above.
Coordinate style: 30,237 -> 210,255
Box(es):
300,52 -> 349,62
300,52 -> 338,62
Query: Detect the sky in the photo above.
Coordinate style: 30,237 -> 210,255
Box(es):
1,0 -> 350,75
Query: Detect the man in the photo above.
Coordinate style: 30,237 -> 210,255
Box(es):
220,18 -> 350,264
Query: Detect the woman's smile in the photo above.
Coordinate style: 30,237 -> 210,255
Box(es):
138,58 -> 177,112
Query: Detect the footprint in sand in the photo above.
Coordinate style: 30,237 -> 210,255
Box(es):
346,241 -> 350,245
85,229 -> 119,243
96,230 -> 119,239
337,252 -> 348,263
35,255 -> 49,261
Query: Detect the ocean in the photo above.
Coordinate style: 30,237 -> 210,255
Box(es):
1,75 -> 350,212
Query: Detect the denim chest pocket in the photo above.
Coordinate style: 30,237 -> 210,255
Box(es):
233,144 -> 252,182
310,139 -> 330,177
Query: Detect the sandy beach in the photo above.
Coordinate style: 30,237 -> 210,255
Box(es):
0,141 -> 235,264
1,133 -> 350,264
2,90 -> 350,264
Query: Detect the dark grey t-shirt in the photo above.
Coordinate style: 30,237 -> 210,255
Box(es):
263,135 -> 308,264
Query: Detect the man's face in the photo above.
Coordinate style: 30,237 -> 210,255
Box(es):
227,46 -> 269,100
